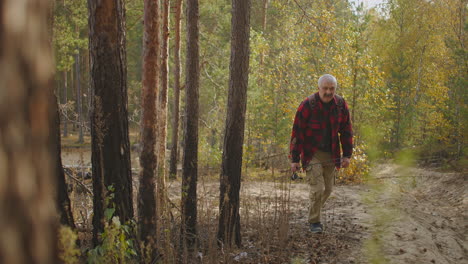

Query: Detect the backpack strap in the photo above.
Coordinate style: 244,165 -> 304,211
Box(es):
308,94 -> 344,110
334,94 -> 344,110
307,94 -> 316,112
309,93 -> 345,118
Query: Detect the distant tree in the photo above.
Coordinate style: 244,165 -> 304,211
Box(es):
260,0 -> 268,65
0,0 -> 58,263
217,0 -> 251,248
62,71 -> 69,137
169,0 -> 183,179
52,0 -> 88,138
138,0 -> 160,259
181,0 -> 200,250
75,51 -> 84,143
51,0 -> 75,228
88,0 -> 133,245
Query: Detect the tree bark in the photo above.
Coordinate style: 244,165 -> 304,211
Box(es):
52,95 -> 75,228
217,0 -> 251,248
88,0 -> 133,246
260,0 -> 268,65
138,0 -> 160,260
75,52 -> 84,143
63,71 -> 68,137
169,0 -> 183,179
157,0 -> 170,219
181,0 -> 200,250
0,0 -> 58,262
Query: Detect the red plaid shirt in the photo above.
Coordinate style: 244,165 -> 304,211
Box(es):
290,92 -> 353,169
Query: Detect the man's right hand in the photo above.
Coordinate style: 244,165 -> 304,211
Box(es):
291,162 -> 301,172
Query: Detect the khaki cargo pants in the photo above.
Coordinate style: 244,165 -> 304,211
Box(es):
306,150 -> 337,224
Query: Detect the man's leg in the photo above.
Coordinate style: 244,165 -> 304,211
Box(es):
321,164 -> 336,207
307,156 -> 325,225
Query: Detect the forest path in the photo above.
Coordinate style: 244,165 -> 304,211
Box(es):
62,148 -> 466,263
171,164 -> 467,263
273,164 -> 467,264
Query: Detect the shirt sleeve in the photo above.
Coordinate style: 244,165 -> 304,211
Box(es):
339,100 -> 353,158
290,100 -> 309,163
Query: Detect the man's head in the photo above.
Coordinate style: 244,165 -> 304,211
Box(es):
317,74 -> 337,103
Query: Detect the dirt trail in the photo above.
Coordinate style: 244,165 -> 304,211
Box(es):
279,164 -> 467,264
201,164 -> 466,263
62,149 -> 466,263
356,164 -> 467,264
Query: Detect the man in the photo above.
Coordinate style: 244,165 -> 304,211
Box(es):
289,74 -> 353,233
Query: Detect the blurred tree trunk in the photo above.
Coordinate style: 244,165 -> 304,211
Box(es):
138,0 -> 160,260
0,0 -> 58,263
88,0 -> 133,246
181,0 -> 200,250
217,0 -> 251,248
169,0 -> 183,179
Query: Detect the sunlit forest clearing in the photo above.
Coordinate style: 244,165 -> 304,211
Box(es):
0,0 -> 466,263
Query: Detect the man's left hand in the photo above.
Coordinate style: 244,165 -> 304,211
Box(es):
341,157 -> 350,168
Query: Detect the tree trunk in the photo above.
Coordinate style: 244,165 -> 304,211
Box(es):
52,95 -> 75,228
260,0 -> 268,65
63,71 -> 68,137
88,0 -> 133,246
217,0 -> 251,248
157,0 -> 170,219
75,52 -> 84,143
138,0 -> 160,259
0,0 -> 58,262
181,0 -> 200,250
351,65 -> 357,125
169,0 -> 182,179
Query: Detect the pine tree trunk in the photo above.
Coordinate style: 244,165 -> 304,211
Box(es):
52,95 -> 75,228
63,71 -> 68,137
217,0 -> 251,248
75,52 -> 84,143
260,0 -> 268,65
138,0 -> 160,259
169,0 -> 183,179
0,0 -> 58,262
157,0 -> 170,220
181,0 -> 200,250
88,0 -> 133,246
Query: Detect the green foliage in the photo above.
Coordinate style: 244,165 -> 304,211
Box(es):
53,0 -> 88,71
58,226 -> 81,264
290,257 -> 307,264
337,142 -> 370,184
87,185 -> 137,264
87,217 -> 137,264
199,137 -> 223,170
125,0 -> 144,84
54,0 -> 465,175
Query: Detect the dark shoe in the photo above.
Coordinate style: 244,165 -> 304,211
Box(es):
310,222 -> 323,233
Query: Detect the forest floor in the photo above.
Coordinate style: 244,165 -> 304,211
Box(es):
62,148 -> 467,264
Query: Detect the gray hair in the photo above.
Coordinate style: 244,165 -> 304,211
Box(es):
318,74 -> 337,87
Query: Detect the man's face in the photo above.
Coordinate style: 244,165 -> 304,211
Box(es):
318,79 -> 336,103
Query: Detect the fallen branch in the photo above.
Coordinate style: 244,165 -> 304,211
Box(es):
66,173 -> 93,195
